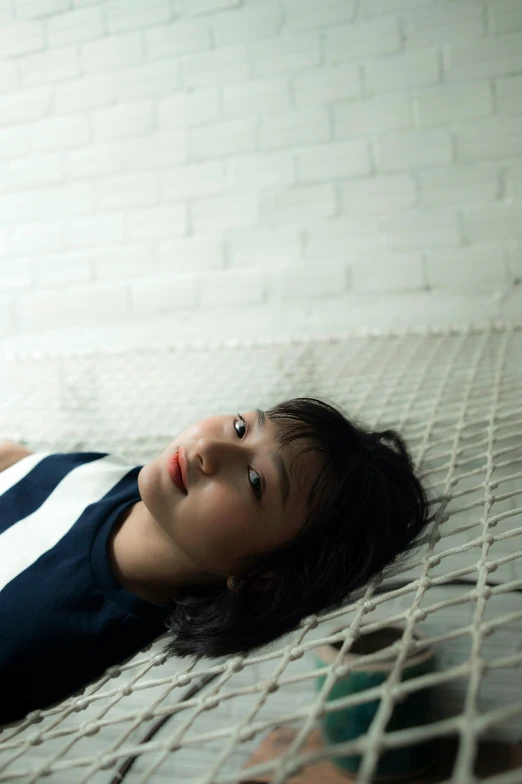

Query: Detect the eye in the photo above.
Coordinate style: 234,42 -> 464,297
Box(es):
234,414 -> 264,501
234,414 -> 246,439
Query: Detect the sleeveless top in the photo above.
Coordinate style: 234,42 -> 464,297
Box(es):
0,451 -> 174,727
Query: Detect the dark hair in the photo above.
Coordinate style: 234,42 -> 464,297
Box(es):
162,397 -> 431,659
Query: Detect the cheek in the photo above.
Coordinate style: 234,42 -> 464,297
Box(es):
178,485 -> 255,570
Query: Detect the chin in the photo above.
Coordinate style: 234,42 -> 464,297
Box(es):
137,461 -> 175,530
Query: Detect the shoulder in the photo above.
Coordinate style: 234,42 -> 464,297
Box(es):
0,441 -> 34,473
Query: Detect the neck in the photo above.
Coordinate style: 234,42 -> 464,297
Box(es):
108,501 -> 215,606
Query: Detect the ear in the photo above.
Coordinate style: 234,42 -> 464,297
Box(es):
243,571 -> 279,595
226,571 -> 279,595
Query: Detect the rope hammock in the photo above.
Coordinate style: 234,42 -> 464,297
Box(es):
0,323 -> 521,783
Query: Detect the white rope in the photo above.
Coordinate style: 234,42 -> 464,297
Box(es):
0,324 -> 521,783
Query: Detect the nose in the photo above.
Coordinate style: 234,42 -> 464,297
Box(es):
195,437 -> 244,476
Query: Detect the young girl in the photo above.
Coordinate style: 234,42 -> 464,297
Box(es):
0,397 -> 429,727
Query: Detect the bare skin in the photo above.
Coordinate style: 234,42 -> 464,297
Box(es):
108,409 -> 321,605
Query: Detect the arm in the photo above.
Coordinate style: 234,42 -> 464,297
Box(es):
0,441 -> 34,473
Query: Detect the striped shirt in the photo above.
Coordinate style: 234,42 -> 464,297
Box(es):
0,451 -> 173,727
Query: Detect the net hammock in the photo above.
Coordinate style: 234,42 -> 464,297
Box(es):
0,323 -> 521,784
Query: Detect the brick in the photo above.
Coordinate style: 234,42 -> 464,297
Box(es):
31,115 -> 89,151
200,268 -> 266,308
115,58 -> 180,101
284,0 -> 356,30
6,152 -> 63,190
20,46 -> 78,88
445,33 -> 522,81
0,5 -> 12,26
382,208 -> 459,249
227,151 -> 294,190
334,94 -> 410,139
54,73 -> 114,114
24,181 -> 93,219
417,163 -> 498,208
65,213 -> 125,247
461,204 -> 522,242
425,246 -> 509,291
305,218 -> 386,260
10,221 -> 62,254
292,65 -> 361,108
490,0 -> 522,35
48,7 -> 104,46
30,251 -> 92,287
457,116 -> 522,161
176,0 -> 240,16
351,251 -> 424,292
106,0 -> 170,33
340,174 -> 416,214
505,159 -> 522,199
15,0 -> 69,19
259,184 -> 336,225
0,228 -> 9,257
94,172 -> 157,209
0,87 -> 49,126
496,74 -> 522,116
417,82 -> 491,127
0,293 -> 14,336
259,108 -> 329,150
252,31 -> 320,76
0,21 -> 44,57
366,48 -> 439,95
227,227 -> 300,267
92,101 -> 154,140
223,77 -> 290,119
92,245 -> 160,281
81,32 -> 143,73
17,284 -> 128,329
377,128 -> 451,172
0,191 -> 36,223
360,0 -> 432,15
190,118 -> 256,160
145,20 -> 211,59
126,202 -> 186,240
181,44 -> 249,88
0,61 -> 18,95
65,142 -> 124,179
131,274 -> 198,315
508,247 -> 522,282
161,161 -> 226,201
213,2 -> 282,46
0,125 -> 31,159
0,259 -> 31,291
403,1 -> 484,48
280,263 -> 347,302
297,139 -> 371,182
158,236 -> 224,272
324,16 -> 400,64
121,131 -> 188,170
192,194 -> 258,232
158,88 -> 220,127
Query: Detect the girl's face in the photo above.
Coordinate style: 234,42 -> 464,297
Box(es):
138,410 -> 320,578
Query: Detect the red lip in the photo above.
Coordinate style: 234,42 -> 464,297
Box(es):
178,447 -> 189,491
167,450 -> 187,493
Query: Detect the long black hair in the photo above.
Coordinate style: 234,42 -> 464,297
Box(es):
162,397 -> 430,658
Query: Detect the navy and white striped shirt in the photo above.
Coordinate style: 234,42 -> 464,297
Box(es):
0,451 -> 174,727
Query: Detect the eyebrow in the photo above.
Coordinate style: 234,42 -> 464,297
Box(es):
255,408 -> 290,508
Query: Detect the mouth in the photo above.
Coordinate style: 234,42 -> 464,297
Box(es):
167,450 -> 188,494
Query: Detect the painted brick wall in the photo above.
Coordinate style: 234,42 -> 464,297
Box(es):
0,0 -> 521,343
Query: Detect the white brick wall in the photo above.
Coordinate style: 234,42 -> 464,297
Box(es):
0,0 -> 520,343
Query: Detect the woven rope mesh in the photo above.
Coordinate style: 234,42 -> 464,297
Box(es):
0,324 -> 521,783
